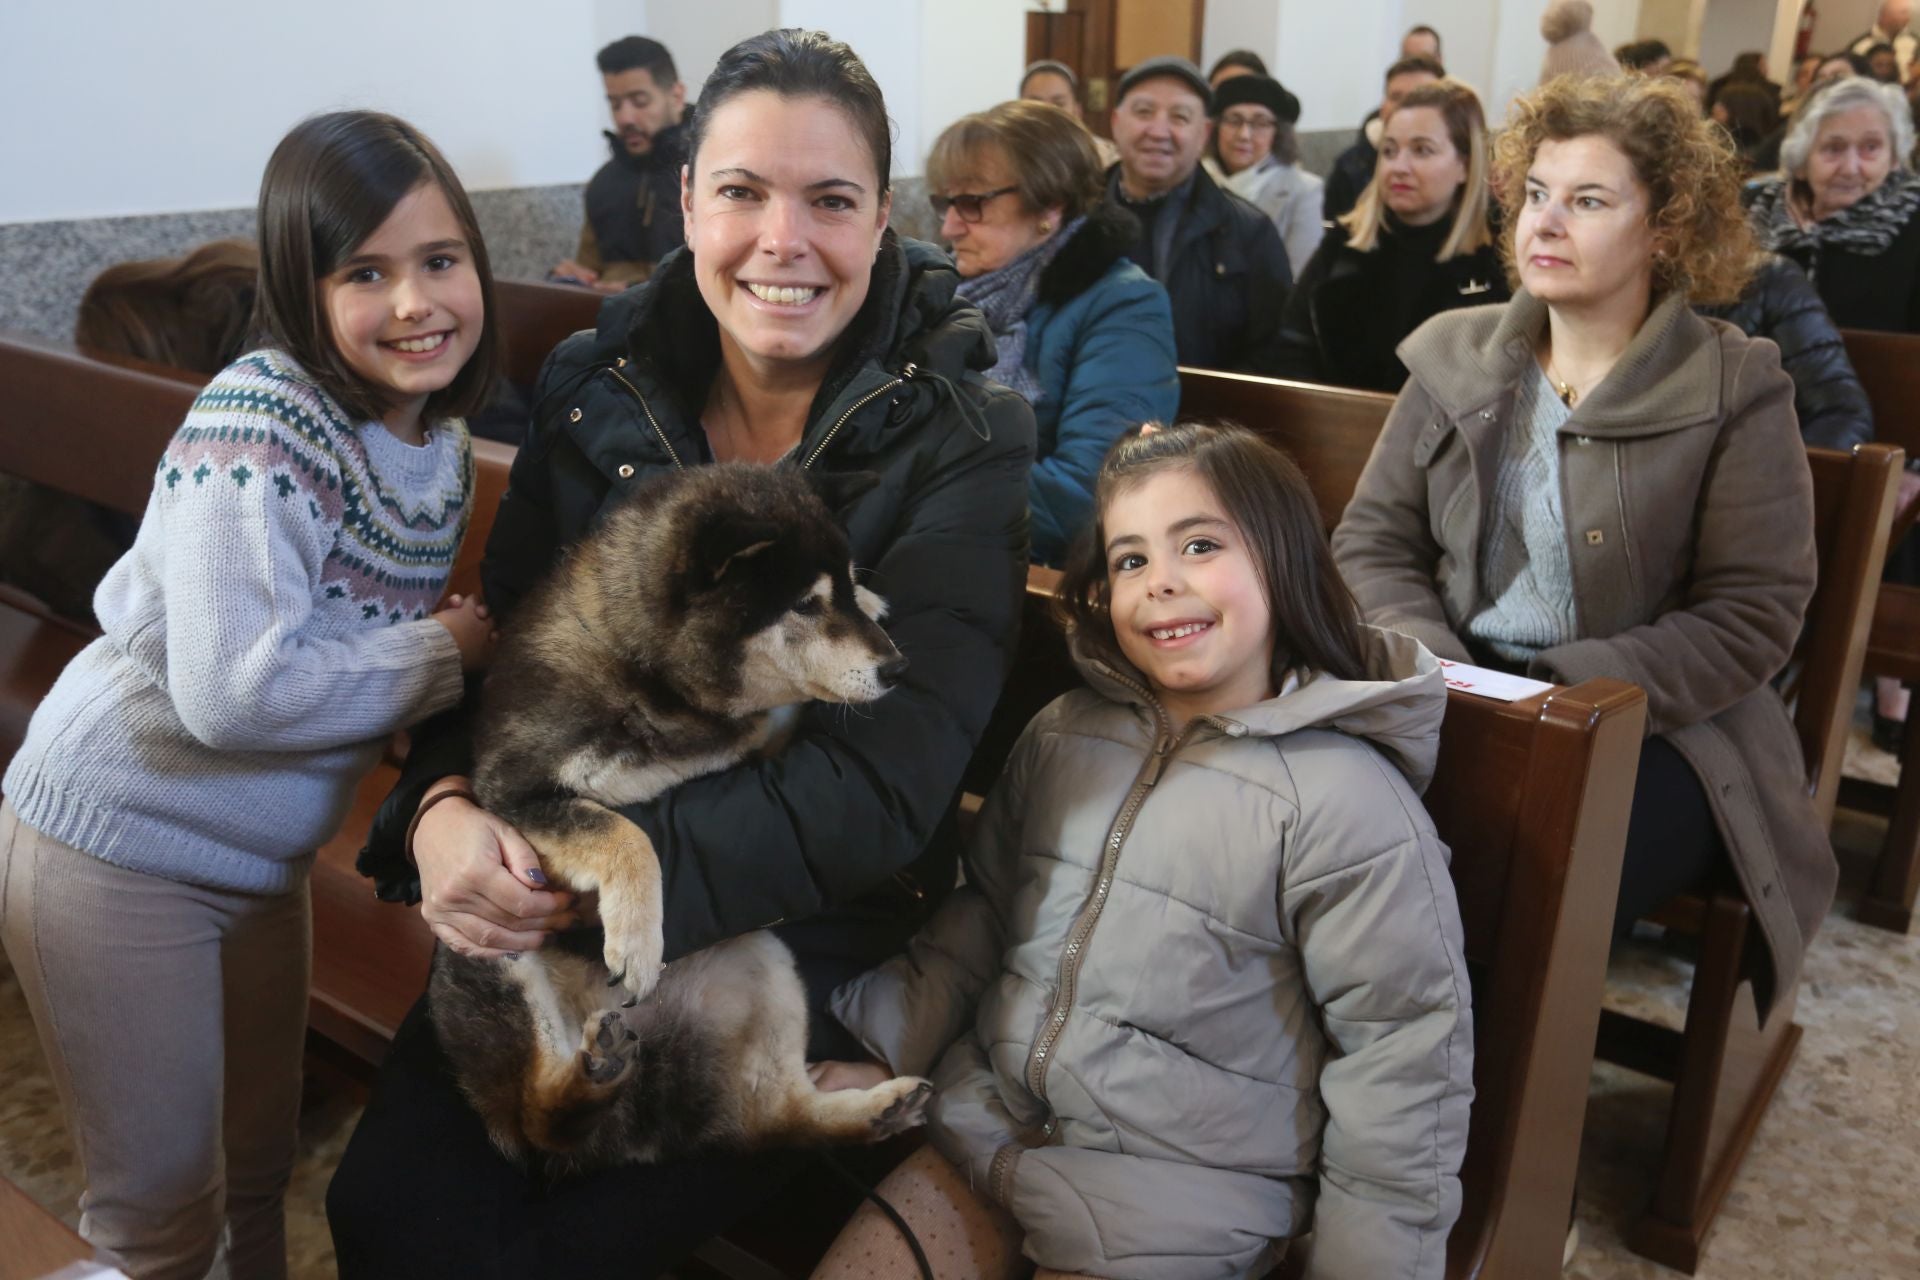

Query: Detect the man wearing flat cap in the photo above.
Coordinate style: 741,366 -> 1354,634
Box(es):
1205,74 -> 1325,282
1106,55 -> 1292,373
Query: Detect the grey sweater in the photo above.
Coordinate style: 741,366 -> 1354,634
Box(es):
3,351 -> 470,893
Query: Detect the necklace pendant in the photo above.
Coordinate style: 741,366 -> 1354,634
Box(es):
1556,383 -> 1576,408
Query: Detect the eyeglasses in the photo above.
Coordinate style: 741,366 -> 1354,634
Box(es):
1219,112 -> 1279,134
930,186 -> 1020,223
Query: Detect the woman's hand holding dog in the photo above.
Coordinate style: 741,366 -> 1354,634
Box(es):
415,777 -> 575,958
432,593 -> 497,673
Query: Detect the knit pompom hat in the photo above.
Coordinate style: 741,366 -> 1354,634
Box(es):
1539,1 -> 1621,83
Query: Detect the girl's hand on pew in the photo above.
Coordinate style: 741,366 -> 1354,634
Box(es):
433,593 -> 497,673
415,777 -> 575,959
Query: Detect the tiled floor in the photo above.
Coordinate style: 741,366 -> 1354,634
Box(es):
4,724 -> 1917,1279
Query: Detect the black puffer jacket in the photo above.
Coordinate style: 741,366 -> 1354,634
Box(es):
581,124 -> 687,273
1699,254 -> 1873,452
1106,163 -> 1292,373
1273,217 -> 1508,393
360,233 -> 1035,965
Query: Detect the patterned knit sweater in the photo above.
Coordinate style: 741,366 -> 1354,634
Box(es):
3,350 -> 471,893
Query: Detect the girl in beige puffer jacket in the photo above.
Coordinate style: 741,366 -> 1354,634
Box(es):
813,423 -> 1474,1280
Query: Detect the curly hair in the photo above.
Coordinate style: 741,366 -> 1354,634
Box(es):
1494,74 -> 1756,304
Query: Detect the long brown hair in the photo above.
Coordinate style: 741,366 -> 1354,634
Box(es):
1057,422 -> 1369,688
75,239 -> 259,376
254,110 -> 501,424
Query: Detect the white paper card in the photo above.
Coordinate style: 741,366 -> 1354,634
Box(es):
1436,659 -> 1555,702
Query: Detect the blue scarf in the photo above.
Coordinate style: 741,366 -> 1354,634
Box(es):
954,215 -> 1087,403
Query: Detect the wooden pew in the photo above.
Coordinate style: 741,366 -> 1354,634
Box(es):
494,277 -> 604,392
1837,326 -> 1920,930
0,331 -> 513,1075
1177,366 -> 1393,528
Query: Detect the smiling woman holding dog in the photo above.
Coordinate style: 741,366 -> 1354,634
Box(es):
325,29 -> 1035,1279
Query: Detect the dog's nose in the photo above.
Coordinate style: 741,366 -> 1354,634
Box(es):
877,655 -> 909,689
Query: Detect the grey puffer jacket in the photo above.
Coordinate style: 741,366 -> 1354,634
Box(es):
833,627 -> 1473,1280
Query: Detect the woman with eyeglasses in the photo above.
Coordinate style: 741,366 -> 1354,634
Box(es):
1204,74 -> 1325,276
929,99 -> 1179,564
1274,78 -> 1508,392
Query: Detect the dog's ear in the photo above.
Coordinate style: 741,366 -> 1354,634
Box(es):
690,512 -> 783,587
805,470 -> 880,519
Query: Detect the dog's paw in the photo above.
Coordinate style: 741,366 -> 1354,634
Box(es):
601,925 -> 664,1004
577,1011 -> 639,1088
867,1077 -> 933,1140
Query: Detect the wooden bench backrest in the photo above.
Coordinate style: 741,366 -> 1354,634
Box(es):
1176,366 -> 1394,529
1840,328 -> 1920,458
1010,574 -> 1643,1279
1797,443 -> 1904,823
0,332 -> 201,517
494,278 -> 603,391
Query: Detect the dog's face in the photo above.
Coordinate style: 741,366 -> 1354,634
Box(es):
670,468 -> 905,715
733,566 -> 901,710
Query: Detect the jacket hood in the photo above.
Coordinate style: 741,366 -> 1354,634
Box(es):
586,230 -> 996,436
1036,200 -> 1143,308
1071,624 -> 1447,792
1397,287 -> 1727,437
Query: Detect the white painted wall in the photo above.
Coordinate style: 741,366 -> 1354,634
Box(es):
0,0 -> 610,223
1811,0 -> 1882,54
1697,0 -> 1787,77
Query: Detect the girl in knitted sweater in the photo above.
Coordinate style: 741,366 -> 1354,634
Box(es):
1,111 -> 502,1280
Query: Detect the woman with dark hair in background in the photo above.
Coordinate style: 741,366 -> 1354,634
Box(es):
325,29 -> 1034,1278
929,99 -> 1177,563
1275,79 -> 1507,392
1206,47 -> 1267,88
1204,73 -> 1326,275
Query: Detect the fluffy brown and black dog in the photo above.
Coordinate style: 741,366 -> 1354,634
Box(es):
429,463 -> 932,1171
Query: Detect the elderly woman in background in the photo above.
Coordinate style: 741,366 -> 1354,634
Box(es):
1750,74 -> 1920,748
1203,73 -> 1325,275
1749,76 -> 1920,331
1274,79 -> 1508,391
930,99 -> 1179,563
1334,73 -> 1837,1020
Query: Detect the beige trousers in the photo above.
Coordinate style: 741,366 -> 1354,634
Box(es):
0,801 -> 310,1280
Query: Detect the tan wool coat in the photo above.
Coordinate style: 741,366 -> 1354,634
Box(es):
1332,289 -> 1838,1015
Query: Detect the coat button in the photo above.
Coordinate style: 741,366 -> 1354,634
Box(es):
569,408 -> 582,423
1577,435 -> 1593,445
1214,262 -> 1226,276
617,464 -> 635,478
1585,529 -> 1605,545
1480,409 -> 1495,421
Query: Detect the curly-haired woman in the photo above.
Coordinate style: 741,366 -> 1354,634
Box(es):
1334,73 -> 1836,1016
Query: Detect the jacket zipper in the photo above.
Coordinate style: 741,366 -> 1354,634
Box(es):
606,364 -> 684,471
607,362 -> 914,475
801,364 -> 913,470
1020,667 -> 1207,1117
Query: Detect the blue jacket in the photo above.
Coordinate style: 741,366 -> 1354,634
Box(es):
1023,202 -> 1179,564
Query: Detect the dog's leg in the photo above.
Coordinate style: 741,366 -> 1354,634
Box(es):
520,1009 -> 641,1154
520,798 -> 665,1002
706,933 -> 934,1147
770,1074 -> 935,1145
